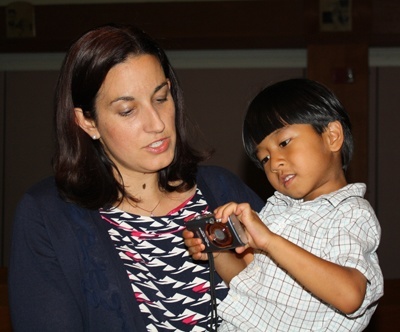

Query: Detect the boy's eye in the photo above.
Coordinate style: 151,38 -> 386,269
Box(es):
279,138 -> 291,147
260,155 -> 270,166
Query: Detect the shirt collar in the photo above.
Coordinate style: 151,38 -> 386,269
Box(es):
273,183 -> 367,208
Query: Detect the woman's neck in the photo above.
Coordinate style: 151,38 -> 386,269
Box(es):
117,185 -> 196,217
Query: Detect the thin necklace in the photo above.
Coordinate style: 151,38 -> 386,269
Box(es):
133,198 -> 162,217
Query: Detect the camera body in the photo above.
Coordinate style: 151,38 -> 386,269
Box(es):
186,213 -> 248,252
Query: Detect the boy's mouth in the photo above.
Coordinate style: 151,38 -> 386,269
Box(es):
281,174 -> 295,186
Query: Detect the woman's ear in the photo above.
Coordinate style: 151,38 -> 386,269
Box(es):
74,108 -> 100,140
326,120 -> 344,152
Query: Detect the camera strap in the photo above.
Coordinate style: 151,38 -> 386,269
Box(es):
207,252 -> 218,332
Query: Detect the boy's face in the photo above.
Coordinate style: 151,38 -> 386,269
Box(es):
256,122 -> 347,201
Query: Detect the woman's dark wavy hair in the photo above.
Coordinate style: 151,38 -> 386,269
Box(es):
243,78 -> 353,172
53,23 -> 207,209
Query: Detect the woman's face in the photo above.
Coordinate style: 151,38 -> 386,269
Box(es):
91,54 -> 176,177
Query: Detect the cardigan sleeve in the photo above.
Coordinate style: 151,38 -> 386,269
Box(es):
8,190 -> 85,332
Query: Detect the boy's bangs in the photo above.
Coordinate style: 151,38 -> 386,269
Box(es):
247,109 -> 287,145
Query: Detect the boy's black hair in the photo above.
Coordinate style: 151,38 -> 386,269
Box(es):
242,78 -> 353,171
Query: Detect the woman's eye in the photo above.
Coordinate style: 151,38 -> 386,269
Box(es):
279,138 -> 291,147
120,109 -> 133,117
154,94 -> 169,104
156,97 -> 168,103
154,90 -> 170,104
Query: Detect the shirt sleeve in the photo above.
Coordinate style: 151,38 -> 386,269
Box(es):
321,201 -> 384,318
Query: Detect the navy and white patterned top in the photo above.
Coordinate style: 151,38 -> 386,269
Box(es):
100,188 -> 228,331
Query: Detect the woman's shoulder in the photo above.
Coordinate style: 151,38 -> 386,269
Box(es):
24,176 -> 58,197
12,177 -> 71,230
15,176 -> 96,227
197,165 -> 264,211
19,176 -> 68,209
197,164 -> 237,179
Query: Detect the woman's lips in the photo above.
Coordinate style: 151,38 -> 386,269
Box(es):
146,137 -> 170,153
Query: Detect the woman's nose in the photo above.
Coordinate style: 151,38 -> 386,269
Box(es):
143,106 -> 165,133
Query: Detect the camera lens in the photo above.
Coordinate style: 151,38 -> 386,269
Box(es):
214,229 -> 228,241
206,223 -> 233,247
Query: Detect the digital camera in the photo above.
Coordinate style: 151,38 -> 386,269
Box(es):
186,213 -> 248,252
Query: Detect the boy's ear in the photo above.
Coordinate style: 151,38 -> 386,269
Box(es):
74,108 -> 100,139
326,120 -> 344,152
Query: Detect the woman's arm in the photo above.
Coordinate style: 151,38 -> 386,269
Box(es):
8,193 -> 84,331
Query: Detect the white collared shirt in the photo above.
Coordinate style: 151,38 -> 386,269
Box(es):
218,183 -> 383,332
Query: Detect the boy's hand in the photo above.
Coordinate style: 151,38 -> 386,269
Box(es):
215,202 -> 272,253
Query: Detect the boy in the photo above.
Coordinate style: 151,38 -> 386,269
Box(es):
184,78 -> 383,331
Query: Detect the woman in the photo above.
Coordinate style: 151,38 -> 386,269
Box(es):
8,23 -> 263,331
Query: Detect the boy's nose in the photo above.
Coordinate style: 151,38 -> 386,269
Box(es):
270,156 -> 284,173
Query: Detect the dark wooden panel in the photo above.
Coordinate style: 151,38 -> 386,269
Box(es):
373,67 -> 400,279
304,0 -> 372,44
1,0 -> 399,52
0,268 -> 12,332
0,72 -> 4,267
365,279 -> 400,332
371,0 -> 400,46
307,44 -> 369,186
3,71 -> 58,267
0,0 -> 306,52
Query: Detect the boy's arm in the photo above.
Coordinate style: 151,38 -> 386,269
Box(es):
215,202 -> 367,315
212,250 -> 252,285
264,233 -> 367,314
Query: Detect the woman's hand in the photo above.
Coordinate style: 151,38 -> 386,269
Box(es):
183,226 -> 252,285
182,229 -> 209,260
